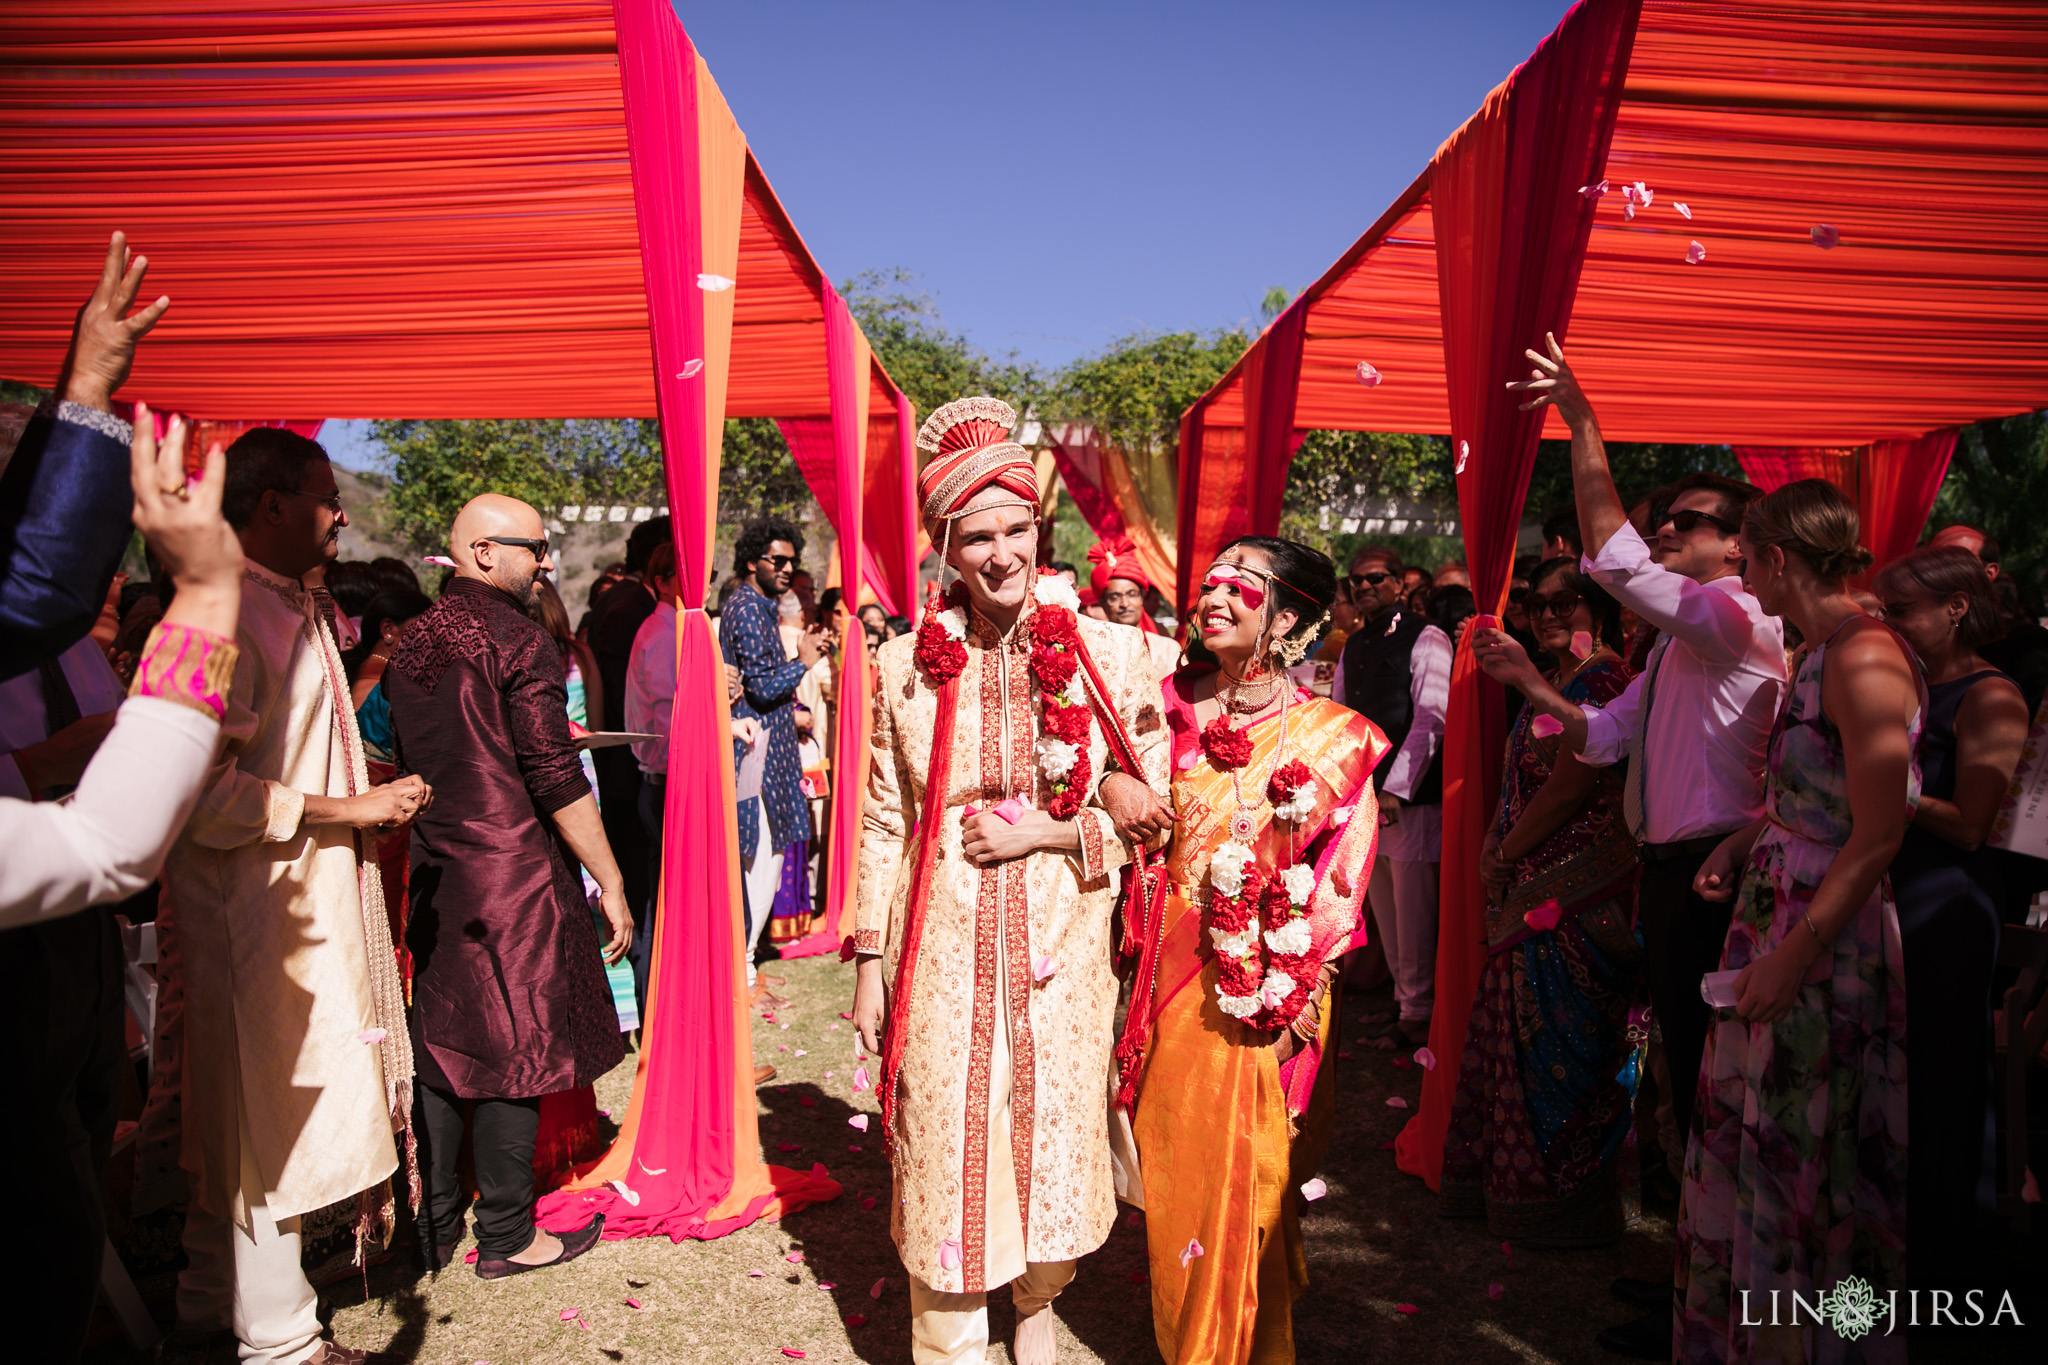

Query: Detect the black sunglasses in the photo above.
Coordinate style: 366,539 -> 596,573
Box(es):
1523,590 -> 1583,619
1348,570 -> 1393,588
476,534 -> 550,558
1653,508 -> 1739,536
759,553 -> 797,570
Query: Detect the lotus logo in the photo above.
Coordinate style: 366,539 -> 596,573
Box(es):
1821,1276 -> 1883,1342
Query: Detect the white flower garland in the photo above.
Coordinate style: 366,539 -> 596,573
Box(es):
1032,573 -> 1083,613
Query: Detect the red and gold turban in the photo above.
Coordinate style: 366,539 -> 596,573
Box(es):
916,397 -> 1039,523
1087,533 -> 1153,597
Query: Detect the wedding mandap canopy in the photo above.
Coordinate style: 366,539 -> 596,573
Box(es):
0,0 -> 916,1238
1170,0 -> 2048,1188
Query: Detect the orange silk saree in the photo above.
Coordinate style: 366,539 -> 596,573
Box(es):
1129,677 -> 1387,1365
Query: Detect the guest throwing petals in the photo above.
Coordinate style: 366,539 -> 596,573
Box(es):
850,397 -> 1170,1365
1118,536 -> 1388,1365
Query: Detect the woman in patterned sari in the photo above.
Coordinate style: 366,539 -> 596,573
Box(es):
1442,558 -> 1641,1245
1120,536 -> 1389,1365
1681,481 -> 1921,1365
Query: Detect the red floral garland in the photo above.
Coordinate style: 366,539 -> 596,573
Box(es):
1029,600 -> 1093,819
913,583 -> 969,684
1266,759 -> 1312,809
1205,862 -> 1267,1002
1200,714 -> 1254,770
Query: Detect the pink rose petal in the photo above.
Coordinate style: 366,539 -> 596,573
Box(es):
1396,1303 -> 1419,1315
1128,1271 -> 1150,1285
846,1313 -> 869,1327
799,1096 -> 816,1107
1489,1283 -> 1505,1299
1530,714 -> 1564,738
1386,1096 -> 1410,1109
1337,1051 -> 1354,1060
578,1319 -> 592,1332
1685,240 -> 1707,265
824,1071 -> 833,1079
1032,955 -> 1059,983
748,1270 -> 765,1277
852,1066 -> 871,1092
938,1239 -> 961,1271
991,796 -> 1027,824
624,1298 -> 641,1309
1388,1054 -> 1414,1070
1811,223 -> 1840,250
1300,1178 -> 1328,1202
1674,201 -> 1692,220
356,1028 -> 386,1045
559,1308 -> 580,1321
762,1012 -> 777,1024
1578,179 -> 1609,200
1355,361 -> 1382,386
849,1114 -> 869,1132
1624,199 -> 1636,222
1414,1046 -> 1437,1071
608,1178 -> 640,1207
465,1248 -> 479,1263
839,1011 -> 854,1019
870,1278 -> 887,1299
1456,439 -> 1470,474
794,1049 -> 807,1058
2024,1167 -> 2041,1203
695,273 -> 734,292
678,359 -> 704,379
778,1045 -> 788,1052
786,1251 -> 805,1263
777,1142 -> 801,1152
422,555 -> 457,568
1523,899 -> 1562,932
848,1145 -> 862,1153
1179,1237 -> 1204,1269
1125,1210 -> 1143,1228
860,1196 -> 877,1210
817,1283 -> 835,1291
1570,630 -> 1593,660
782,1351 -> 806,1360
1502,1239 -> 1514,1263
639,1159 -> 665,1175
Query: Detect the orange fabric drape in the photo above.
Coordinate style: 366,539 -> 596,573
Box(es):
1393,0 -> 1641,1191
1171,0 -> 2048,604
1733,428 -> 1959,573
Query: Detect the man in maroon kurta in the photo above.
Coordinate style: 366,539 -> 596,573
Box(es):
386,494 -> 632,1279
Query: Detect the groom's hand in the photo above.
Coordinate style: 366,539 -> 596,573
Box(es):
852,956 -> 885,1057
1099,771 -> 1175,845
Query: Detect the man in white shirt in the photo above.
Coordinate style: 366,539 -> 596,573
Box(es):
1334,547 -> 1452,1048
623,543 -> 681,1018
1478,335 -> 1785,1358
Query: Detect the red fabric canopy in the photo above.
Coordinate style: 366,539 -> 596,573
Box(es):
1178,0 -> 2048,606
0,0 -> 914,1241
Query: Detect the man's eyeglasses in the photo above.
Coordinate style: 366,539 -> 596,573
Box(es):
1348,570 -> 1393,589
281,487 -> 343,514
1523,590 -> 1583,619
476,534 -> 550,559
1652,508 -> 1739,537
760,554 -> 797,570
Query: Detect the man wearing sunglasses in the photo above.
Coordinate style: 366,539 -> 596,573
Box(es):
1485,334 -> 1787,1360
722,517 -> 827,1001
1334,545 -> 1451,1051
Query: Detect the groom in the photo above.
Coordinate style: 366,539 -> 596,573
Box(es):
852,397 -> 1170,1365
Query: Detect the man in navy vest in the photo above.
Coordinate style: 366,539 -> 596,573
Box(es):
1335,546 -> 1451,1051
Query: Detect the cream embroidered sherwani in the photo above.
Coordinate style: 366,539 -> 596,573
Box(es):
857,609 -> 1170,1296
166,561 -> 409,1231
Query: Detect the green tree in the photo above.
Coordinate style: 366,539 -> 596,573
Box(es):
1280,428 -> 1458,567
1050,327 -> 1252,463
372,418 -> 667,552
841,268 -> 1043,423
718,417 -> 814,524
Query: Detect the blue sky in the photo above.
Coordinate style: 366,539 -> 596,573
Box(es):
327,1 -> 1572,471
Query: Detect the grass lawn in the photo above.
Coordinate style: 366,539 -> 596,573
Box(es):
99,950 -> 2047,1363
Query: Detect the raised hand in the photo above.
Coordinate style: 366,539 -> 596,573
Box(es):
131,402 -> 242,642
1503,331 -> 1594,429
1471,625 -> 1542,693
57,232 -> 171,412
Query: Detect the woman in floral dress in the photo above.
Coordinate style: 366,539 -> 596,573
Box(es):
1123,536 -> 1390,1365
1442,558 -> 1640,1246
1679,481 -> 1923,1364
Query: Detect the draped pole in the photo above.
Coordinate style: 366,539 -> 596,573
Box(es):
538,0 -> 837,1239
1734,430 -> 1959,576
821,285 -> 871,950
1395,0 -> 1643,1190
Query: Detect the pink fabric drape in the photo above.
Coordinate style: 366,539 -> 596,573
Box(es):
1733,428 -> 1958,573
1395,0 -> 1642,1191
537,0 -> 836,1240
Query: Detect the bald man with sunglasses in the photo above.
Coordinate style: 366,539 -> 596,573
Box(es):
1475,336 -> 1786,1359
